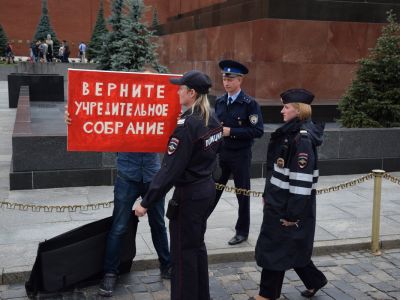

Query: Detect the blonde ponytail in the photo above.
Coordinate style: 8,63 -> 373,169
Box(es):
192,94 -> 211,126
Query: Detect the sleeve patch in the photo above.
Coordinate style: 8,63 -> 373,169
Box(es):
167,137 -> 180,155
297,153 -> 308,169
203,129 -> 223,149
249,114 -> 258,125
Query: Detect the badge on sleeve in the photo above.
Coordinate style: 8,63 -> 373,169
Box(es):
276,157 -> 285,168
168,137 -> 180,155
249,114 -> 258,125
297,153 -> 308,169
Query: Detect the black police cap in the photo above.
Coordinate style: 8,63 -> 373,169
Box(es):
219,60 -> 249,77
170,70 -> 212,94
280,88 -> 314,104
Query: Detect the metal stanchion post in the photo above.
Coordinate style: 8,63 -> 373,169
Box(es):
371,169 -> 385,255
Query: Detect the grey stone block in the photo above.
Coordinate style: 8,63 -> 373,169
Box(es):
323,287 -> 355,300
319,130 -> 340,160
251,133 -> 269,163
32,168 -> 112,189
8,73 -> 64,108
126,284 -> 148,293
343,264 -> 365,276
319,158 -> 383,176
370,282 -> 398,293
102,153 -> 116,168
338,129 -> 400,160
12,136 -> 103,172
339,129 -> 383,159
147,282 -> 164,292
239,279 -> 258,290
383,158 -> 400,172
140,275 -> 161,284
0,286 -> 27,299
9,171 -> 32,190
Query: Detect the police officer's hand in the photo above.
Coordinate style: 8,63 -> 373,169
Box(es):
280,219 -> 299,228
64,105 -> 71,125
223,127 -> 231,137
135,202 -> 148,217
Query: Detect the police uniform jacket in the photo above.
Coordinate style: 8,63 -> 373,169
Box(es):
215,91 -> 264,151
141,107 -> 223,208
255,118 -> 324,271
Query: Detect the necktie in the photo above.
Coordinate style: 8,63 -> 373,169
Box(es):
228,97 -> 233,106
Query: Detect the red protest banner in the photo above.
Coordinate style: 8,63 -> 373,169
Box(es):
67,69 -> 182,152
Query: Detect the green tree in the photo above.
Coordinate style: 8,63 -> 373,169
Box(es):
87,0 -> 108,62
97,0 -> 124,70
0,24 -> 8,57
33,0 -> 60,50
152,7 -> 159,28
98,0 -> 167,72
339,11 -> 400,127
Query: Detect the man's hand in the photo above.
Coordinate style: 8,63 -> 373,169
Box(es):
280,219 -> 299,227
64,105 -> 71,125
135,202 -> 148,217
223,126 -> 231,137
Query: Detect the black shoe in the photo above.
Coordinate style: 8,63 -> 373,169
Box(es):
300,279 -> 328,298
98,273 -> 117,297
228,234 -> 248,245
160,266 -> 172,279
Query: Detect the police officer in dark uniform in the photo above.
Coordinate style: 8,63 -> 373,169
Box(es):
213,60 -> 264,245
252,89 -> 327,300
135,70 -> 223,300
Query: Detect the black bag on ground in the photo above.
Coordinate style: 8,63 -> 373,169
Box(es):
25,213 -> 139,297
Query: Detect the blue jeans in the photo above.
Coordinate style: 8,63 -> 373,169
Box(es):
104,175 -> 171,274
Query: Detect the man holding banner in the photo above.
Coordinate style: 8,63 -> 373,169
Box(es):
66,68 -> 184,296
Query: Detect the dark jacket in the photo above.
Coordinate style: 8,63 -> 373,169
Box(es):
215,91 -> 264,152
141,107 -> 223,209
255,118 -> 324,271
31,44 -> 38,57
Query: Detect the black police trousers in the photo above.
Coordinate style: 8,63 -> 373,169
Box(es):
259,260 -> 327,299
169,178 -> 215,300
215,148 -> 251,236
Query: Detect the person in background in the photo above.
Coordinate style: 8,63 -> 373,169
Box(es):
45,34 -> 54,62
61,40 -> 70,63
5,42 -> 14,64
57,44 -> 64,62
79,41 -> 87,63
39,40 -> 48,63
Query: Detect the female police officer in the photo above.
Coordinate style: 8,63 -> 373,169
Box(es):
251,89 -> 327,300
135,70 -> 223,300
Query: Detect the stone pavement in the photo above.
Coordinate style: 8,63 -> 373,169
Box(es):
1,248 -> 400,299
1,80 -> 400,285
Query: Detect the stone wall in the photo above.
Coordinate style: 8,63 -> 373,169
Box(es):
156,18 -> 383,104
10,90 -> 400,189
